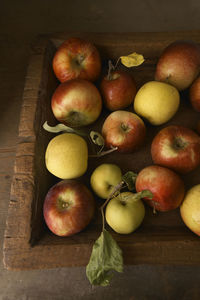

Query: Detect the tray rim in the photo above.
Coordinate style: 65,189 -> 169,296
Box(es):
3,31 -> 200,270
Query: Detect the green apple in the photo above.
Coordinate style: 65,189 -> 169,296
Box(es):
105,191 -> 145,234
45,133 -> 88,179
90,163 -> 122,199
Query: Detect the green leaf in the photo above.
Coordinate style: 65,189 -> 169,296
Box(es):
86,229 -> 123,286
122,171 -> 137,191
90,131 -> 105,147
122,189 -> 153,203
139,189 -> 153,199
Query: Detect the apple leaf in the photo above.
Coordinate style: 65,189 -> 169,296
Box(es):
120,52 -> 145,68
89,131 -> 119,157
127,190 -> 153,202
86,229 -> 123,286
43,121 -> 87,136
139,189 -> 153,199
90,131 -> 105,147
122,171 -> 138,191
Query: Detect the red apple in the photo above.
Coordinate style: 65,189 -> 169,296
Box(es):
151,125 -> 200,174
189,76 -> 200,112
100,70 -> 137,111
43,180 -> 95,237
135,165 -> 185,212
155,40 -> 200,91
102,110 -> 146,153
52,37 -> 101,83
51,79 -> 102,127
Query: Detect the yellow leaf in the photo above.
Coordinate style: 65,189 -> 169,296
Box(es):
120,52 -> 144,68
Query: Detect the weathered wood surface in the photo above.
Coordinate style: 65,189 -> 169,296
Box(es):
3,31 -> 200,270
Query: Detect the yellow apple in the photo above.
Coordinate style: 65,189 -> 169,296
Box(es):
134,81 -> 180,125
180,184 -> 200,236
90,164 -> 122,199
105,192 -> 145,234
45,133 -> 88,179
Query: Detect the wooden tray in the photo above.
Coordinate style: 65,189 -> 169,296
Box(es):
3,32 -> 200,270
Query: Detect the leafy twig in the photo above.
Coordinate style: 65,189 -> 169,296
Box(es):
86,171 -> 139,286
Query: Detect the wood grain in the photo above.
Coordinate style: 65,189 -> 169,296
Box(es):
3,32 -> 200,270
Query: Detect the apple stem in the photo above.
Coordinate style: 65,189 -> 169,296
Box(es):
77,54 -> 85,65
89,147 -> 118,158
100,180 -> 125,231
113,57 -> 121,70
106,57 -> 120,80
101,181 -> 125,211
107,60 -> 115,80
97,144 -> 105,155
101,207 -> 105,231
153,206 -> 157,215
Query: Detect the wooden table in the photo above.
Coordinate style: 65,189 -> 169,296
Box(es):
1,1 -> 200,298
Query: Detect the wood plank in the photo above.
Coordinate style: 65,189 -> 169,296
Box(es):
4,238 -> 200,270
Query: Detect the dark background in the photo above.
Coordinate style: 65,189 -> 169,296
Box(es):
1,1 -> 200,299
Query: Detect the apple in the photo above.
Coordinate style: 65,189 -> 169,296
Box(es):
180,184 -> 200,236
45,133 -> 88,179
102,110 -> 146,153
43,179 -> 95,237
105,192 -> 145,234
189,76 -> 200,112
134,81 -> 180,126
51,79 -> 102,127
151,125 -> 200,174
90,163 -> 122,199
155,40 -> 200,91
135,165 -> 185,212
52,37 -> 101,83
100,70 -> 137,111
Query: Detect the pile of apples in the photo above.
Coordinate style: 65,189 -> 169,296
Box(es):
43,37 -> 200,238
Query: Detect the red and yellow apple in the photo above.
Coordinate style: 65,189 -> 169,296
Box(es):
155,40 -> 200,91
151,125 -> 200,174
100,70 -> 137,111
189,76 -> 200,112
43,180 -> 95,237
52,37 -> 101,83
180,184 -> 200,236
135,165 -> 185,212
102,110 -> 146,153
51,79 -> 102,127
